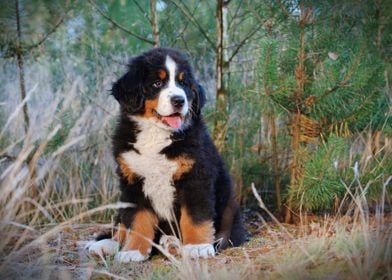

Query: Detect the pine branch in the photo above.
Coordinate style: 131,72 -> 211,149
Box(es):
276,0 -> 296,20
262,42 -> 272,96
315,43 -> 366,104
328,90 -> 377,129
88,0 -> 154,45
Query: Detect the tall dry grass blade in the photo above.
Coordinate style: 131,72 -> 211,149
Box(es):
0,202 -> 134,270
0,83 -> 37,137
251,182 -> 317,265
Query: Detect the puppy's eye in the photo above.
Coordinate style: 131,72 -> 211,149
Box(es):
152,80 -> 163,88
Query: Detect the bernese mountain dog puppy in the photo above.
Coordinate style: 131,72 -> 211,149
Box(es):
86,48 -> 245,262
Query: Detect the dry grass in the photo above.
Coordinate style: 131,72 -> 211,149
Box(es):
3,207 -> 388,280
0,60 -> 391,279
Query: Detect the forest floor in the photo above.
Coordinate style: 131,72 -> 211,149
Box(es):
1,211 -> 391,280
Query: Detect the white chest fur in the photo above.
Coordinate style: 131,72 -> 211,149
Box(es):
121,117 -> 177,221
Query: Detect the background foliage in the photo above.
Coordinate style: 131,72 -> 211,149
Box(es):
0,0 -> 391,223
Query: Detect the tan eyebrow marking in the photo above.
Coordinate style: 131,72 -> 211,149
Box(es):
178,72 -> 184,81
158,69 -> 167,80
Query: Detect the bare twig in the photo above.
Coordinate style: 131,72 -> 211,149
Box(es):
88,0 -> 154,45
131,0 -> 151,24
167,3 -> 196,47
150,0 -> 160,47
26,1 -> 70,51
245,0 -> 268,27
15,0 -> 29,134
228,0 -> 244,29
167,0 -> 215,49
228,26 -> 259,64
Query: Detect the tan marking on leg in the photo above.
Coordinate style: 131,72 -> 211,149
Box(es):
158,69 -> 167,80
117,156 -> 135,184
122,210 -> 158,256
113,223 -> 127,245
173,156 -> 195,181
143,98 -> 159,118
180,207 -> 215,245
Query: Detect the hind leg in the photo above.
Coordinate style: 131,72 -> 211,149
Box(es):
215,198 -> 246,250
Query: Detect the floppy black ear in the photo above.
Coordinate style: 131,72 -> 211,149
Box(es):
192,83 -> 206,115
112,57 -> 145,113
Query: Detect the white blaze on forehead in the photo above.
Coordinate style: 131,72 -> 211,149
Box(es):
156,56 -> 188,118
165,55 -> 177,86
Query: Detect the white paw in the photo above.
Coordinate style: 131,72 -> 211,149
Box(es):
115,250 -> 149,262
84,240 -> 96,251
85,239 -> 119,257
182,243 -> 215,259
159,235 -> 181,255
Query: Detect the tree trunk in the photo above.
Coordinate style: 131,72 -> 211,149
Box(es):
15,0 -> 30,134
270,114 -> 282,216
285,112 -> 301,223
284,1 -> 307,223
150,0 -> 159,47
237,98 -> 245,202
261,25 -> 282,217
213,0 -> 230,153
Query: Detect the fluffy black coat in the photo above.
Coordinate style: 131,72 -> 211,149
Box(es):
107,48 -> 245,251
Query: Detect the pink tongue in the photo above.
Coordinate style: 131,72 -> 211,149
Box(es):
162,115 -> 182,129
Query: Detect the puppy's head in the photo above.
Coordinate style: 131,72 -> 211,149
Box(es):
112,48 -> 205,131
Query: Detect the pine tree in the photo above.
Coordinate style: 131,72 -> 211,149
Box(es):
254,0 -> 391,220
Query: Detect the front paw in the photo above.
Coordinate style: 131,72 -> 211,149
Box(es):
182,243 -> 215,259
85,239 -> 119,257
115,250 -> 149,262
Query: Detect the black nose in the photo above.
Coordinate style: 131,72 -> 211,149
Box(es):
171,95 -> 185,109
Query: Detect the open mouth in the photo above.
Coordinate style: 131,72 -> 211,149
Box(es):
153,110 -> 184,129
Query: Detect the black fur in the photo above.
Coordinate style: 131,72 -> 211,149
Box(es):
110,48 -> 245,253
